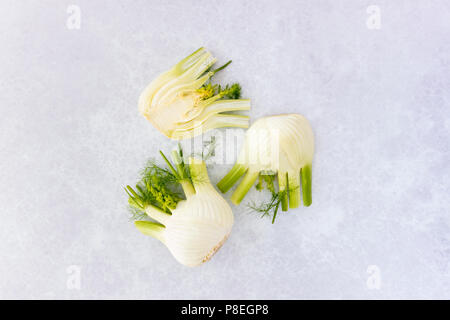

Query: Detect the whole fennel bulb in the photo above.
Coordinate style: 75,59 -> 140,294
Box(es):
217,114 -> 314,215
126,149 -> 233,267
138,47 -> 250,140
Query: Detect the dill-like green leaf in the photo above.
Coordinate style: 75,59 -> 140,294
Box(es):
202,136 -> 216,161
248,173 -> 285,223
197,82 -> 241,100
248,190 -> 285,224
218,83 -> 241,99
125,156 -> 185,220
262,174 -> 276,194
255,173 -> 276,194
141,159 -> 177,185
196,58 -> 241,101
128,205 -> 148,221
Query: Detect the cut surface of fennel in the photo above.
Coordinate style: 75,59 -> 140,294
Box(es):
138,47 -> 250,140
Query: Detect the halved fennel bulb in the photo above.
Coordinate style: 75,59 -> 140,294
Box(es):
127,153 -> 233,267
217,114 -> 314,211
138,47 -> 250,140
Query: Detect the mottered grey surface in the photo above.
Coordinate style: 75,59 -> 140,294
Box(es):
0,0 -> 449,299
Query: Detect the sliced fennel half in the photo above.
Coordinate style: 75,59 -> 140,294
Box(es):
138,47 -> 250,140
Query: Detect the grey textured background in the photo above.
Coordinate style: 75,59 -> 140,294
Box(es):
1,0 -> 449,299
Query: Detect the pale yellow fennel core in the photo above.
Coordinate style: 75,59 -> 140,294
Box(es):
138,47 -> 250,140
